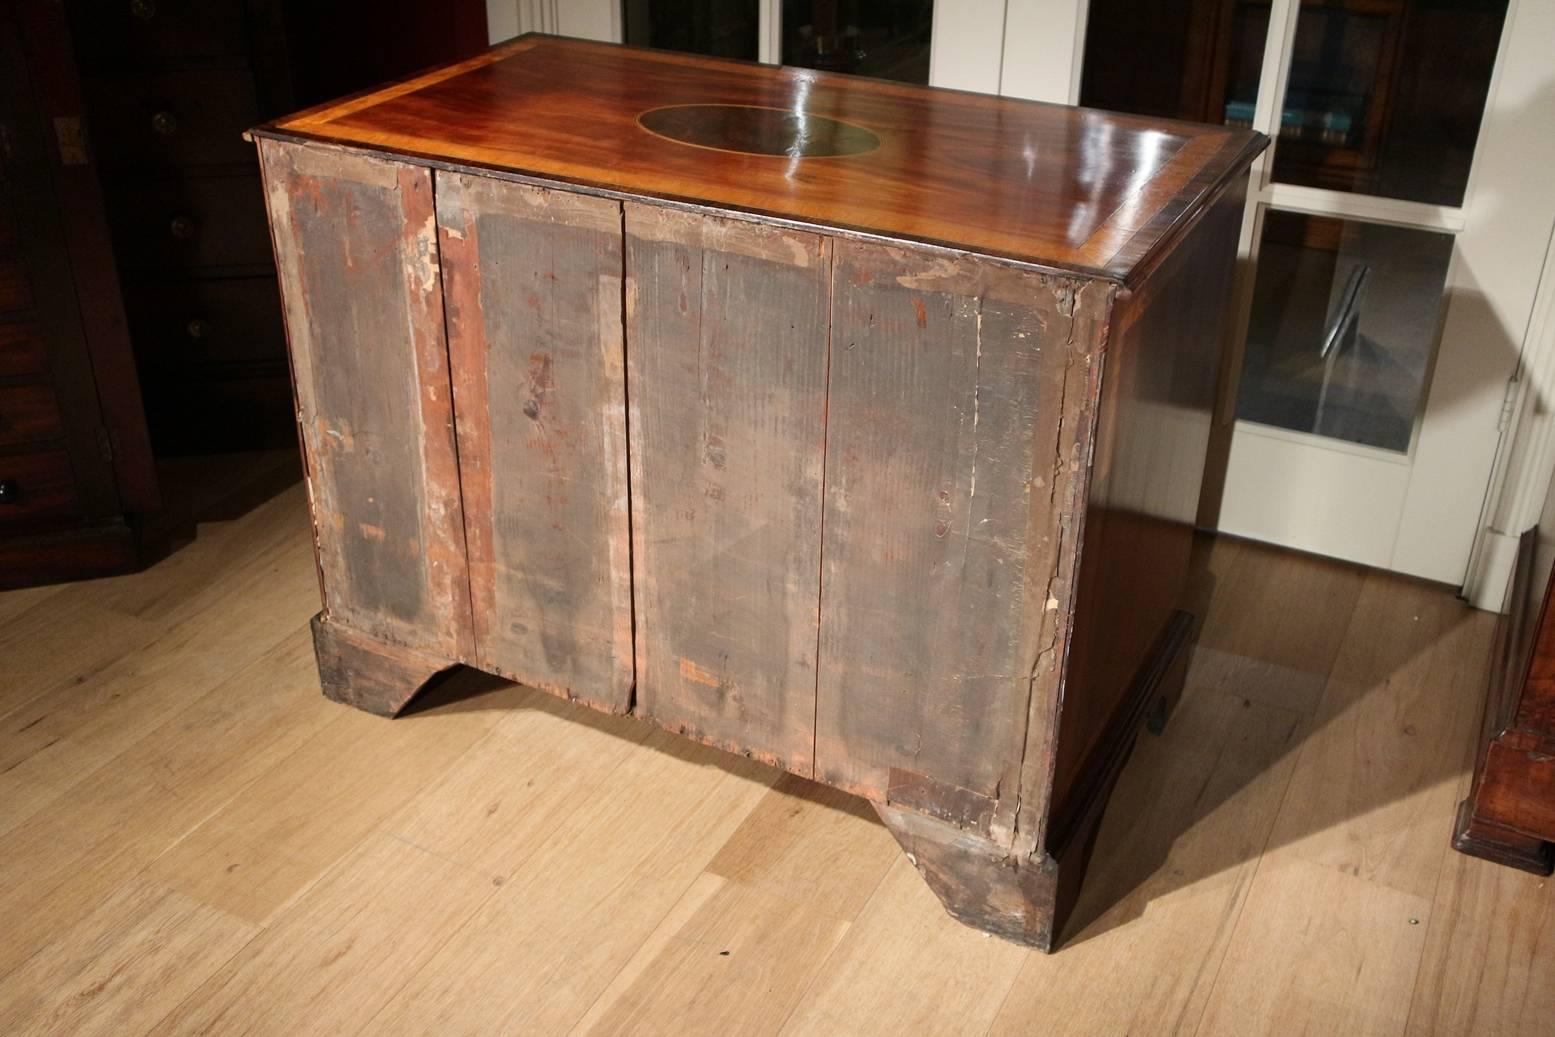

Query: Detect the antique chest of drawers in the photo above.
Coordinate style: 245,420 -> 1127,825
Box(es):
252,34 -> 1265,950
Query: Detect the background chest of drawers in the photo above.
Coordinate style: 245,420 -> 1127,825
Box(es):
0,2 -> 160,585
0,0 -> 485,587
66,0 -> 297,456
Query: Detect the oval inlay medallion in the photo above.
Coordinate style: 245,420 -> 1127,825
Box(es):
637,104 -> 880,158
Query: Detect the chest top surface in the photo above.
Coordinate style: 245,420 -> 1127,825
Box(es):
256,34 -> 1264,283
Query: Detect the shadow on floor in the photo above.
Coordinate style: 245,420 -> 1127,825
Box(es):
156,449 -> 304,529
365,528 -> 1491,954
1058,533 -> 1489,947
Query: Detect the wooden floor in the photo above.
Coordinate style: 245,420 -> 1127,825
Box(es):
1,469 -> 1551,1036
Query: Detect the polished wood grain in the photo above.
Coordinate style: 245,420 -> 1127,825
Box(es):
0,471 -> 1546,1035
255,34 -> 1265,283
1455,504 -> 1555,871
637,104 -> 881,157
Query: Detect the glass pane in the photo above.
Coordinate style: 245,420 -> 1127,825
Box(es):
623,0 -> 760,60
1236,211 -> 1454,452
1272,0 -> 1509,206
1078,1 -> 1269,126
782,1 -> 934,84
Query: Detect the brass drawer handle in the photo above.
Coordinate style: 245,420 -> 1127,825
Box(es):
0,479 -> 19,504
130,0 -> 158,20
151,110 -> 178,136
186,318 -> 209,339
169,214 -> 197,240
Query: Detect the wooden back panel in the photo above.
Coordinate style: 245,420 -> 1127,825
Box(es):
625,202 -> 830,775
436,172 -> 634,712
814,240 -> 1112,825
259,140 -> 470,657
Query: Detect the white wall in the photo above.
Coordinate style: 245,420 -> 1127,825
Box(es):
486,1 -> 622,44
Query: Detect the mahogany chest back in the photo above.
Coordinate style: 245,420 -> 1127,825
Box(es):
253,34 -> 1264,949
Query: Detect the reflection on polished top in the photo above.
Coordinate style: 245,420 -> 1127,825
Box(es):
257,35 -> 1266,282
637,104 -> 882,158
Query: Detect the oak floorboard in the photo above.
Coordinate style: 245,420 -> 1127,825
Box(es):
1189,575 -> 1496,1037
0,625 -> 329,977
1403,764 -> 1555,1036
0,473 -> 1549,1037
368,728 -> 777,1036
0,497 -> 319,836
0,582 -> 62,628
568,776 -> 899,1037
0,483 -> 308,720
984,619 -> 1321,1035
153,832 -> 501,1037
143,670 -> 525,925
1195,855 -> 1433,1037
0,879 -> 253,1037
777,856 -> 1029,1037
1255,577 -> 1493,896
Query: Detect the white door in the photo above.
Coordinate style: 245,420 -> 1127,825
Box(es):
1030,0 -> 1555,587
489,0 -> 1555,590
490,1 -> 1006,88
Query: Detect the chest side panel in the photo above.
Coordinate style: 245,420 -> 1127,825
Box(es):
815,240 -> 1107,823
1041,176 -> 1247,839
259,139 -> 470,658
624,202 -> 830,776
435,172 -> 633,712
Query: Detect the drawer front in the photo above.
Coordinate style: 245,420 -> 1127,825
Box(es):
437,172 -> 633,712
0,325 -> 50,379
0,449 -> 81,526
71,0 -> 250,64
0,194 -> 16,250
109,174 -> 273,272
0,384 -> 65,447
86,69 -> 258,169
624,202 -> 831,776
259,140 -> 471,659
124,276 -> 286,366
140,363 -> 296,455
0,255 -> 33,314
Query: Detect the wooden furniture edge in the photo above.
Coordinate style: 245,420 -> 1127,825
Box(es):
245,35 -> 1268,286
1114,137 -> 1265,293
876,610 -> 1193,951
243,130 -> 1127,284
1454,525 -> 1555,874
261,33 -> 1253,144
311,613 -> 461,718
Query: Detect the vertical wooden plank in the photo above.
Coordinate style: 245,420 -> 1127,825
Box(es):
436,172 -> 633,711
815,240 -> 1108,830
624,203 -> 829,775
258,139 -> 470,659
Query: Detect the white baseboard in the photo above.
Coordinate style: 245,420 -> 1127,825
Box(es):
1463,527 -> 1520,613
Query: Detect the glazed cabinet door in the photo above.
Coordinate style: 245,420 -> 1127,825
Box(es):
258,140 -> 471,659
435,172 -> 634,712
624,203 -> 831,774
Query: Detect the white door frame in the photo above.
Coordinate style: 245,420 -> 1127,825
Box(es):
1008,0 -> 1555,594
487,0 -> 1555,604
1204,0 -> 1555,589
489,0 -> 1080,96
